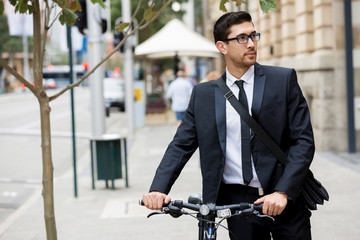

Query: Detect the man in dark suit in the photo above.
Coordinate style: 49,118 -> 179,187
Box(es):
143,11 -> 314,240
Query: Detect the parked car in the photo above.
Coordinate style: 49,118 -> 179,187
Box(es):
43,79 -> 56,89
103,78 -> 125,116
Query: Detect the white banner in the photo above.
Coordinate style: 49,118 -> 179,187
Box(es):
5,1 -> 33,36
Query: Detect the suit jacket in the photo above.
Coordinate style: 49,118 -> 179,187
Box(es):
150,63 -> 315,203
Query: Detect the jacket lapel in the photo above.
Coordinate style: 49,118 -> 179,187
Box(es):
215,78 -> 226,157
252,63 -> 265,121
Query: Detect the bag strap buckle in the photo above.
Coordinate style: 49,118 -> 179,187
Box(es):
224,91 -> 233,100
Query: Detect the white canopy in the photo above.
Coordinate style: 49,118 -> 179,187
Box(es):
135,19 -> 220,59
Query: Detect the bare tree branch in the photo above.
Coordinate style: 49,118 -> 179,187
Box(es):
0,58 -> 37,96
132,0 -> 142,19
138,0 -> 173,31
42,3 -> 58,67
32,0 -> 44,91
49,32 -> 130,101
49,0 -> 174,102
44,0 -> 51,28
46,7 -> 61,30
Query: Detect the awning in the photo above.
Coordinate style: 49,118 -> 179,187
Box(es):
135,19 -> 220,59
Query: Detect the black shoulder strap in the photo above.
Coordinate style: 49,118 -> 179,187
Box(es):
215,76 -> 287,165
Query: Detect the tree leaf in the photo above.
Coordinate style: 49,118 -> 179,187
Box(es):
19,4 -> 29,14
14,0 -> 21,12
0,1 -> 4,15
233,0 -> 244,7
219,0 -> 229,12
68,0 -> 78,10
90,0 -> 106,9
9,0 -> 17,6
13,0 -> 32,14
28,5 -> 36,14
54,0 -> 65,8
259,0 -> 278,13
59,14 -> 65,25
115,22 -> 129,32
144,8 -> 156,22
73,0 -> 81,12
62,8 -> 78,25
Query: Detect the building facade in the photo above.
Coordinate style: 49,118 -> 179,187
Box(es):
208,0 -> 360,151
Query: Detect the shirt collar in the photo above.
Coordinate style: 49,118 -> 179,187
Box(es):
226,65 -> 255,87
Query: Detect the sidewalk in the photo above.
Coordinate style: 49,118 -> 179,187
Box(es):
0,111 -> 360,239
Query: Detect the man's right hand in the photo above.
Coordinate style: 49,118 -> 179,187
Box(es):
142,191 -> 171,210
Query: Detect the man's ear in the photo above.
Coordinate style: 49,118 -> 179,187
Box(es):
216,41 -> 227,55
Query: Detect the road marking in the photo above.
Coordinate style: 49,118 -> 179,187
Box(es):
100,199 -> 151,219
0,188 -> 41,236
0,178 -> 11,183
0,128 -> 90,139
2,192 -> 18,197
0,178 -> 41,185
15,111 -> 71,130
25,179 -> 42,184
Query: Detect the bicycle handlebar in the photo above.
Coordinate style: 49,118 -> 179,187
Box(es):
139,199 -> 262,210
140,197 -> 275,240
139,199 -> 267,220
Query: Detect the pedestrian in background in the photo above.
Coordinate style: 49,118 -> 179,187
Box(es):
200,70 -> 221,83
144,11 -> 314,240
166,70 -> 193,126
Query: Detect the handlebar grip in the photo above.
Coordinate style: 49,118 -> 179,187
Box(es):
254,203 -> 263,211
139,199 -> 171,207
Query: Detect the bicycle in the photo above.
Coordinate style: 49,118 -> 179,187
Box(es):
140,194 -> 275,240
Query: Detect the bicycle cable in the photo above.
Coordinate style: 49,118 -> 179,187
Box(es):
179,209 -> 231,234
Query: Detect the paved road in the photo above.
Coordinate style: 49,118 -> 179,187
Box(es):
0,88 -> 127,226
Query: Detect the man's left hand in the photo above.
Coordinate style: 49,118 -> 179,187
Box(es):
254,191 -> 288,216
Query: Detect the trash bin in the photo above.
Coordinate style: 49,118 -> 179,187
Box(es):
90,134 -> 128,189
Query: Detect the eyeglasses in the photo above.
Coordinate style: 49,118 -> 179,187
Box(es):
223,32 -> 261,44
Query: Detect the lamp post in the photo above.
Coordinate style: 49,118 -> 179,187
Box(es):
344,0 -> 356,153
122,0 -> 135,134
87,0 -> 105,137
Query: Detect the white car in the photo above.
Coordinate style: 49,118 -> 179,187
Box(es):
43,79 -> 56,89
103,78 -> 125,116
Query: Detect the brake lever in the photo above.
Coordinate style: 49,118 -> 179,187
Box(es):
256,214 -> 275,222
234,209 -> 275,222
238,208 -> 255,216
147,211 -> 165,218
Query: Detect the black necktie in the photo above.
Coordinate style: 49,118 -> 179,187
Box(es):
235,80 -> 253,185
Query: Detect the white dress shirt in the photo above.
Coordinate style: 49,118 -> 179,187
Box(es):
222,66 -> 262,188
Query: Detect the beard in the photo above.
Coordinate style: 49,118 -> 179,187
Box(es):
230,52 -> 257,69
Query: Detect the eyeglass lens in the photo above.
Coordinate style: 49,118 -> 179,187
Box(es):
237,33 -> 260,44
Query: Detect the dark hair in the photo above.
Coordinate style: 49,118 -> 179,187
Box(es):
213,11 -> 253,43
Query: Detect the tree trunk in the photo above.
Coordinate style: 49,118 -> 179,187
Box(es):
32,0 -> 57,239
38,96 -> 57,240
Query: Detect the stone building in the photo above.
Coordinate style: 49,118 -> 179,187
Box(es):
207,0 -> 360,151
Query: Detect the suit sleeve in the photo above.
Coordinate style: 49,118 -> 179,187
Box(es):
274,69 -> 315,200
149,85 -> 199,194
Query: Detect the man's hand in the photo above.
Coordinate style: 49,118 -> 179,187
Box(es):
254,191 -> 288,216
142,191 -> 171,210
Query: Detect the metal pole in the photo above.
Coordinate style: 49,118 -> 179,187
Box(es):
123,138 -> 128,187
87,0 -> 105,137
201,0 -> 211,38
122,0 -> 135,134
67,26 -> 78,197
344,0 -> 356,153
